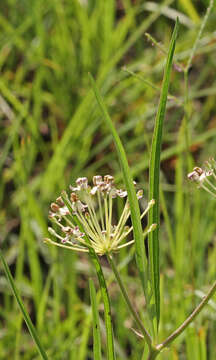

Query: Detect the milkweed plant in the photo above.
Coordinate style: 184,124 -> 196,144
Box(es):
1,6 -> 215,360
43,158 -> 216,360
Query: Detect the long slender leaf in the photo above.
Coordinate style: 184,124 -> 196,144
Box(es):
89,279 -> 102,360
89,74 -> 149,311
0,250 -> 48,360
148,18 -> 179,330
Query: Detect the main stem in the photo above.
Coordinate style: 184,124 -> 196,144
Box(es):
89,252 -> 115,360
107,254 -> 154,351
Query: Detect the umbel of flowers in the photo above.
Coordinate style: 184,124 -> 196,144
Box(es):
188,158 -> 216,199
45,175 -> 156,255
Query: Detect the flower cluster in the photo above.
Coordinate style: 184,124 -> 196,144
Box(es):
188,158 -> 216,199
45,175 -> 156,255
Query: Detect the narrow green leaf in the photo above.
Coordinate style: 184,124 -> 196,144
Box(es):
0,250 -> 48,360
89,74 -> 148,304
89,279 -> 102,360
148,18 -> 179,330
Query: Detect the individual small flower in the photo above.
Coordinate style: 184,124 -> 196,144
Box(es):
45,175 -> 156,255
188,159 -> 216,199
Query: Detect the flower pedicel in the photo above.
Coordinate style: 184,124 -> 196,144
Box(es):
45,175 -> 156,255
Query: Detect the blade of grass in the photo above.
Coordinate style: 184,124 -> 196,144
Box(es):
0,250 -> 48,360
148,18 -> 179,332
89,74 -> 149,315
89,279 -> 102,360
78,309 -> 92,360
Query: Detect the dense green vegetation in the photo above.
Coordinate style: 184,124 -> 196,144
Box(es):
1,1 -> 216,359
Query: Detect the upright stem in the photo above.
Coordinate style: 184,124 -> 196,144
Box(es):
157,280 -> 216,351
90,252 -> 115,360
147,349 -> 160,360
107,254 -> 153,350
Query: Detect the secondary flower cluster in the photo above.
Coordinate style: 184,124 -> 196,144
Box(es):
45,175 -> 156,255
188,158 -> 216,199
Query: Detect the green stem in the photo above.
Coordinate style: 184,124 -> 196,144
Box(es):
147,348 -> 160,360
61,192 -> 115,360
90,252 -> 115,360
157,280 -> 216,351
107,254 -> 153,350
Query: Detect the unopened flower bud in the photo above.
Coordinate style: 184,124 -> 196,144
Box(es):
50,203 -> 59,212
48,227 -> 56,236
70,192 -> 78,202
76,177 -> 88,189
56,196 -> 64,207
104,175 -> 114,184
149,199 -> 155,207
188,167 -> 203,181
93,175 -> 102,186
62,226 -> 73,234
117,189 -> 127,198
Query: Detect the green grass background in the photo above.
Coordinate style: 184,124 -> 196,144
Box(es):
0,0 -> 216,359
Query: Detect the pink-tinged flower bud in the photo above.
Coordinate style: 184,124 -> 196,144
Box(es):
188,167 -> 203,181
116,189 -> 127,198
62,226 -> 73,234
70,192 -> 78,202
73,226 -> 84,238
93,175 -> 102,186
76,177 -> 88,189
91,187 -> 98,195
56,196 -> 65,207
188,167 -> 212,183
50,203 -> 59,212
104,175 -> 114,184
59,206 -> 70,216
187,160 -> 216,199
